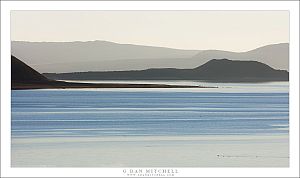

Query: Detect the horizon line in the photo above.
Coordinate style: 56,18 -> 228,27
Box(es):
11,40 -> 289,53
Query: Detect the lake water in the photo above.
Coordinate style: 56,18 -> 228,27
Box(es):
11,81 -> 289,138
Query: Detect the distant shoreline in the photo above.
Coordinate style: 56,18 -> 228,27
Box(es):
59,78 -> 289,83
12,80 -> 213,90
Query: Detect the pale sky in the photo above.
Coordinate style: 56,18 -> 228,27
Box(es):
11,11 -> 289,52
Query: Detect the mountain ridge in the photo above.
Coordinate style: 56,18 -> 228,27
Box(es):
11,41 -> 289,73
192,43 -> 289,70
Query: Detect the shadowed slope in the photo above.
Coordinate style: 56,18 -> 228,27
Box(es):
11,55 -> 49,83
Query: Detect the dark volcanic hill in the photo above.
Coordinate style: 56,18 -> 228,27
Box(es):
192,59 -> 289,81
44,59 -> 289,82
11,55 -> 49,83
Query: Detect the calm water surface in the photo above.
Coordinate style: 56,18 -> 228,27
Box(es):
11,81 -> 289,138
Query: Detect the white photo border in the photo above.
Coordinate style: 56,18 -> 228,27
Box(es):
1,1 -> 299,177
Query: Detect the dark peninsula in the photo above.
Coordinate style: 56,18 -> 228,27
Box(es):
11,55 -> 206,90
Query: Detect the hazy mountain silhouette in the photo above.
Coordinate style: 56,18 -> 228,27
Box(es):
44,59 -> 289,82
11,41 -> 288,73
11,40 -> 198,72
